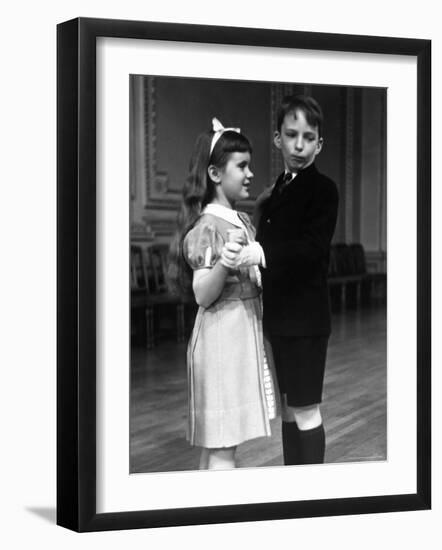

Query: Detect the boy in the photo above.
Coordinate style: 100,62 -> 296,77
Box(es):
256,95 -> 339,465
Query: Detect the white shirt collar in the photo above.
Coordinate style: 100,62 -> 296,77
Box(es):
284,170 -> 298,182
202,203 -> 244,228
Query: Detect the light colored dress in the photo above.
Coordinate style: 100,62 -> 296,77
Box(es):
183,203 -> 276,448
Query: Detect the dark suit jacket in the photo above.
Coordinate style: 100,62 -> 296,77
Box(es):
256,163 -> 339,337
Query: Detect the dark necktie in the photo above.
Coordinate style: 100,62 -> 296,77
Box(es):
276,172 -> 293,195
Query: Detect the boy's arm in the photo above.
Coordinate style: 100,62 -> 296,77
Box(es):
262,181 -> 339,276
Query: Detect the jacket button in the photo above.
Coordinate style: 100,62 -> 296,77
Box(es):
267,218 -> 271,224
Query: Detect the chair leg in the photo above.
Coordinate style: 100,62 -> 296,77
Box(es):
145,306 -> 154,349
341,283 -> 347,310
356,282 -> 361,308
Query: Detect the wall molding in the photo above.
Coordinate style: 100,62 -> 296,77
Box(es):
365,250 -> 387,273
130,221 -> 155,243
344,88 -> 354,243
143,76 -> 182,210
270,83 -> 294,184
379,91 -> 387,251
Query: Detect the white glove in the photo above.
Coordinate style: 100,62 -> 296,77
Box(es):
220,242 -> 242,269
234,241 -> 266,268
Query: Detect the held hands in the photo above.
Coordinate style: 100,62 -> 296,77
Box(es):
235,241 -> 265,267
220,242 -> 242,269
220,241 -> 265,269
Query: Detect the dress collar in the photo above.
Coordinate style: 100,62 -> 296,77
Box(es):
202,203 -> 244,228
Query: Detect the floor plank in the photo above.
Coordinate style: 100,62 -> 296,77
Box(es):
130,304 -> 386,472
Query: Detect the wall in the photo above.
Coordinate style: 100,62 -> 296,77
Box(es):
131,76 -> 387,270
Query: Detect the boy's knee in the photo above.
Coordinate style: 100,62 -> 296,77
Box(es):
295,405 -> 322,430
282,402 -> 322,429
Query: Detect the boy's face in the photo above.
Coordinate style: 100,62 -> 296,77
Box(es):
274,109 -> 323,174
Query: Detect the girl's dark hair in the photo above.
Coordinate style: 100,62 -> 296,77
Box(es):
168,128 -> 252,297
277,95 -> 323,137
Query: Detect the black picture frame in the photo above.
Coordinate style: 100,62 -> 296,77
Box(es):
57,17 -> 431,532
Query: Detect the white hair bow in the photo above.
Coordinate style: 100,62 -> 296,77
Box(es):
210,117 -> 241,155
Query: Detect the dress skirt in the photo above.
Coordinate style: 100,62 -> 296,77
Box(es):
187,296 -> 275,448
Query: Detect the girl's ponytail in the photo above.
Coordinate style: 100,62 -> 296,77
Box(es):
167,132 -> 214,296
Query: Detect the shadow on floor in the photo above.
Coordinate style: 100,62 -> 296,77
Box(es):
26,507 -> 56,524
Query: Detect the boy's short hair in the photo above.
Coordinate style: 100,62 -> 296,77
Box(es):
277,95 -> 323,137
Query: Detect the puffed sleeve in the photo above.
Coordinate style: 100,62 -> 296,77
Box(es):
183,222 -> 224,270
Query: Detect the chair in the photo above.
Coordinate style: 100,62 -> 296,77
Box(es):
131,245 -> 155,347
131,244 -> 194,349
350,243 -> 386,302
328,243 -> 368,308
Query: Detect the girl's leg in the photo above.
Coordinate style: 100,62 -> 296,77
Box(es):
199,447 -> 210,470
207,446 -> 237,470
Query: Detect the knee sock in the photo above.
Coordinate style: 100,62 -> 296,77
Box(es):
281,421 -> 302,465
297,424 -> 326,464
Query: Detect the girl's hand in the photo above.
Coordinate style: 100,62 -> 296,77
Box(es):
220,242 -> 242,269
234,241 -> 265,267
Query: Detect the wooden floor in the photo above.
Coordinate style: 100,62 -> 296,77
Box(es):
130,304 -> 386,473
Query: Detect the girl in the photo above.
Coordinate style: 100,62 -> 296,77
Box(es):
169,118 -> 276,470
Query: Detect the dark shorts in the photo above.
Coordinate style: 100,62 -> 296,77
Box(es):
270,335 -> 329,407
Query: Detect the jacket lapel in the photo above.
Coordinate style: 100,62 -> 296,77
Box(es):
266,164 -> 316,216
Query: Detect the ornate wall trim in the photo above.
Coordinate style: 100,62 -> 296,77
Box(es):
131,218 -> 178,242
270,83 -> 295,183
130,221 -> 155,243
344,88 -> 354,243
379,91 -> 387,251
129,78 -> 136,200
270,84 -> 283,184
352,89 -> 362,244
143,76 -> 182,210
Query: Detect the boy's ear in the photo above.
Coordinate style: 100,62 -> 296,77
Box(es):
315,137 -> 324,155
273,131 -> 282,150
207,165 -> 221,183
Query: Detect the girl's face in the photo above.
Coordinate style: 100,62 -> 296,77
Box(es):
209,151 -> 253,207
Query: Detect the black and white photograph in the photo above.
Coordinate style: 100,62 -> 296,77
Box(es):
54,14 -> 431,535
129,74 -> 387,474
1,0 -> 438,546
